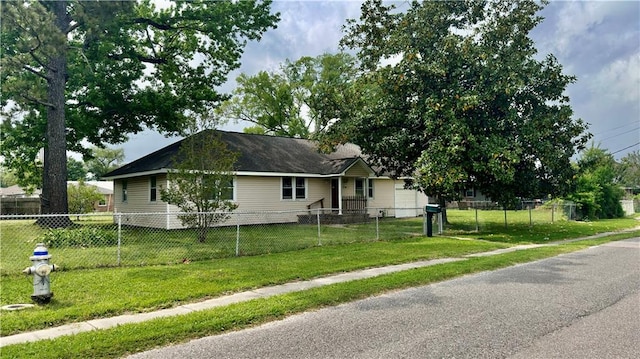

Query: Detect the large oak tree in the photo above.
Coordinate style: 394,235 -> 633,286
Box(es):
323,0 -> 590,210
1,0 -> 278,226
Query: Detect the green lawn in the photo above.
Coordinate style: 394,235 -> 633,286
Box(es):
445,209 -> 639,242
2,231 -> 639,359
1,236 -> 511,336
1,211 -> 638,337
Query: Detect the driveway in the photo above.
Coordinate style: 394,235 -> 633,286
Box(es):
128,238 -> 640,359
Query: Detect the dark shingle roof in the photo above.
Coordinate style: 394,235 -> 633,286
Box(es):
103,130 -> 367,178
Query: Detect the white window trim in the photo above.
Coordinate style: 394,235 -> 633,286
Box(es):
149,176 -> 158,202
354,178 -> 374,199
202,176 -> 236,202
223,177 -> 237,202
121,180 -> 128,203
282,176 -> 307,201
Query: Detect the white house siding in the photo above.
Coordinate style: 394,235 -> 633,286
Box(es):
114,175 -> 170,228
344,164 -> 370,178
115,174 -> 427,229
365,179 -> 428,218
367,179 -> 394,216
165,175 -> 331,229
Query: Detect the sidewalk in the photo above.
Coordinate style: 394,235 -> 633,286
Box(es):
1,229 -> 636,347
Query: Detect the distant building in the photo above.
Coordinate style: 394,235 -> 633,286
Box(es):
67,181 -> 114,212
0,181 -> 114,215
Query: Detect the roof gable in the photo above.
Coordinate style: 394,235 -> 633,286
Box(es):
104,130 -> 367,179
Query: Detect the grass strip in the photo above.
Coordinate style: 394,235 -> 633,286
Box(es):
3,231 -> 637,359
0,237 -> 510,335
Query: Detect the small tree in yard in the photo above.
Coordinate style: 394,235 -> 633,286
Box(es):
161,130 -> 239,243
68,181 -> 102,219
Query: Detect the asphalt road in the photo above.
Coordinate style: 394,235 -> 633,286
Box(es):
127,238 -> 640,359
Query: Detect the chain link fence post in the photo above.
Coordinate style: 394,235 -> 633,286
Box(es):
316,209 -> 322,246
475,208 -> 479,232
116,212 -> 122,266
235,214 -> 240,257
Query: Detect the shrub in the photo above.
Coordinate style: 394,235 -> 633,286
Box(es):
42,227 -> 117,248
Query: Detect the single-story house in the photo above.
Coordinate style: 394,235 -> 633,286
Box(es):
103,130 -> 429,229
67,181 -> 115,212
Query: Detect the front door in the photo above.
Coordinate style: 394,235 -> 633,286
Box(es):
331,178 -> 339,212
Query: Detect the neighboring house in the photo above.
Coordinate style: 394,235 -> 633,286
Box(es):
67,181 -> 115,212
103,130 -> 429,229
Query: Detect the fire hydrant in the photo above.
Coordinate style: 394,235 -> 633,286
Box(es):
23,243 -> 57,304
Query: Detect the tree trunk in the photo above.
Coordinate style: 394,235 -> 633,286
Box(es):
38,1 -> 72,228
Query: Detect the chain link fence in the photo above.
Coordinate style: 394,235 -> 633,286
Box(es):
448,201 -> 578,231
1,204 -> 578,275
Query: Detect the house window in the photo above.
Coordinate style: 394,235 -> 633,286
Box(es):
98,197 -> 107,207
220,178 -> 235,201
295,177 -> 306,199
150,176 -> 157,202
465,188 -> 475,198
122,180 -> 128,203
355,178 -> 365,197
355,178 -> 374,198
282,177 -> 306,200
282,177 -> 293,199
204,177 -> 235,201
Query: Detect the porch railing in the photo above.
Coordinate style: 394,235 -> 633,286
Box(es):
342,196 -> 367,213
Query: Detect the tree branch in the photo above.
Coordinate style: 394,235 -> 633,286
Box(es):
27,50 -> 55,74
106,52 -> 168,65
22,64 -> 50,81
19,92 -> 55,109
66,21 -> 82,34
133,17 -> 174,31
69,46 -> 94,73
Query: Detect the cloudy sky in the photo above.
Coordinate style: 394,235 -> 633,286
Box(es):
120,0 -> 640,162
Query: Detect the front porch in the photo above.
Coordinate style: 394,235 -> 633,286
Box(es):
299,196 -> 369,224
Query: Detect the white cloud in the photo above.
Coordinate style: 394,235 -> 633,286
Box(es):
591,52 -> 640,103
553,1 -> 606,55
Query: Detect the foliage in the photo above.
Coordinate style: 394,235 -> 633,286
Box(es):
217,52 -> 358,138
85,146 -> 124,180
0,166 -> 18,187
616,150 -> 640,189
67,157 -> 87,181
161,130 -> 239,242
67,181 -> 103,215
1,0 -> 279,217
568,146 -> 624,219
42,226 -> 117,248
323,0 -> 590,207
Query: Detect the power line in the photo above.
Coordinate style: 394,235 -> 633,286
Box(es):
592,121 -> 639,136
611,142 -> 640,156
598,127 -> 640,141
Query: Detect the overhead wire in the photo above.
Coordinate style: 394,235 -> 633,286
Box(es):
592,121 -> 638,136
611,142 -> 640,156
597,126 -> 640,142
